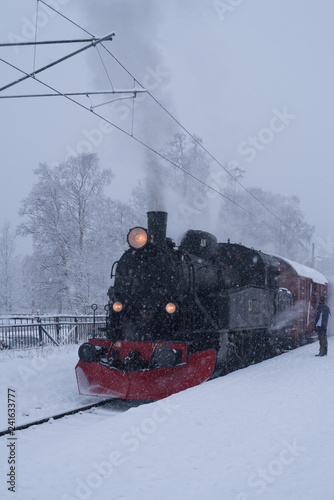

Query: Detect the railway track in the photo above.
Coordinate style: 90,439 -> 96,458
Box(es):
0,343 -> 309,439
0,398 -> 133,437
1,350 -> 292,439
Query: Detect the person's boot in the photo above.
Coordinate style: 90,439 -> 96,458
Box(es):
315,338 -> 327,356
323,338 -> 328,356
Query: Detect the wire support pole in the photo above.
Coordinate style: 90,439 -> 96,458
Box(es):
0,38 -> 106,47
0,32 -> 115,93
0,90 -> 147,99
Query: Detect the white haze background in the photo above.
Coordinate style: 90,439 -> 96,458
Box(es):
1,0 -> 334,264
1,4 -> 334,499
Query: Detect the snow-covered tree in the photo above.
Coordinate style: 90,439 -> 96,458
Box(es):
0,223 -> 21,314
128,133 -> 313,262
130,133 -> 214,231
88,198 -> 140,307
163,133 -> 213,222
216,187 -> 314,262
18,153 -> 113,313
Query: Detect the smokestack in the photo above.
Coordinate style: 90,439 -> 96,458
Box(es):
147,211 -> 167,246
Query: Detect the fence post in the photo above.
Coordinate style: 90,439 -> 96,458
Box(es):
75,316 -> 79,344
56,317 -> 60,343
91,304 -> 98,339
37,317 -> 43,344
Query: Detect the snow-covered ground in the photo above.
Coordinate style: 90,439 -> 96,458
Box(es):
0,345 -> 109,428
1,339 -> 334,500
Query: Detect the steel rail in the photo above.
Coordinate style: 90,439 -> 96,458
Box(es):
0,399 -> 115,437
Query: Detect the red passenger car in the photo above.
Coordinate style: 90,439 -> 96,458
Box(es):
274,256 -> 328,345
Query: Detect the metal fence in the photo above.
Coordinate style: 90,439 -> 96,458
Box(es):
0,314 -> 106,350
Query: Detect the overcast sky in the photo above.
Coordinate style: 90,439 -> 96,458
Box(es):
1,0 -> 334,261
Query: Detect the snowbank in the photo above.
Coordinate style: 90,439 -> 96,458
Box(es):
1,340 -> 334,500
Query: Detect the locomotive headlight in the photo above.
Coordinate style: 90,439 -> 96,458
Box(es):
112,302 -> 123,312
127,227 -> 148,249
165,303 -> 176,314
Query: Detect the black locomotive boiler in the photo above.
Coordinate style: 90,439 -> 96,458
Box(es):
76,211 -> 290,400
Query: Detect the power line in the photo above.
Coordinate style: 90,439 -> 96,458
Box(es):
0,32 -> 115,93
39,0 -> 92,37
0,90 -> 146,99
35,1 -> 285,228
0,57 -> 281,233
101,44 -> 285,227
1,3 -> 310,240
0,38 -> 108,47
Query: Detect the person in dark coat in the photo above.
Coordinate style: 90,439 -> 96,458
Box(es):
315,296 -> 331,356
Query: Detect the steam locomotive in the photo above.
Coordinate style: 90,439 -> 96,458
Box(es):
75,211 -> 301,400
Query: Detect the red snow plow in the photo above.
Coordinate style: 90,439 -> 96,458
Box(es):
75,339 -> 216,401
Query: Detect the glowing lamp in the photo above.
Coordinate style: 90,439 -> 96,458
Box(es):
127,227 -> 148,249
112,302 -> 123,312
165,303 -> 176,314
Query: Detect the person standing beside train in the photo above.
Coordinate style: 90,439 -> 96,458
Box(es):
315,296 -> 331,356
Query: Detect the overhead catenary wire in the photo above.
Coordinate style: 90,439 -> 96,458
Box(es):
0,55 -> 282,234
34,1 -> 287,229
38,0 -> 115,93
94,45 -> 115,91
101,44 -> 284,227
38,0 -> 92,37
0,32 -> 115,93
0,61 -> 284,235
131,78 -> 137,136
97,47 -> 314,247
0,2 -> 309,241
0,38 -> 109,47
40,3 -> 285,228
0,90 -> 146,99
